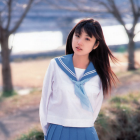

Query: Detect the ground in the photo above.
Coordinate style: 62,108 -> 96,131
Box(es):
0,50 -> 140,89
0,51 -> 140,140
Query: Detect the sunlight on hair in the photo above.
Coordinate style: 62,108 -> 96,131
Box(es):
73,19 -> 140,46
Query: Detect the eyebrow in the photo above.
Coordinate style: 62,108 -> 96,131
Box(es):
86,35 -> 90,37
75,32 -> 91,38
85,34 -> 92,38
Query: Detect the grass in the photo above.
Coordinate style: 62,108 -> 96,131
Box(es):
95,91 -> 140,140
109,96 -> 129,104
2,90 -> 18,97
15,91 -> 140,140
15,126 -> 44,140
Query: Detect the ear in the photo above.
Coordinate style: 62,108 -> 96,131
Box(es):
93,41 -> 99,50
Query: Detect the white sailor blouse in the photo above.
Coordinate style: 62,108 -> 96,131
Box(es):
39,53 -> 104,137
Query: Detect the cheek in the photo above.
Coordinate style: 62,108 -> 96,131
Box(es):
89,42 -> 94,49
72,39 -> 74,48
72,37 -> 76,47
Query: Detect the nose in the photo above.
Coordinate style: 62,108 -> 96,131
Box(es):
77,38 -> 83,45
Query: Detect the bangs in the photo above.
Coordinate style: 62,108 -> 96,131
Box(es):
74,21 -> 101,40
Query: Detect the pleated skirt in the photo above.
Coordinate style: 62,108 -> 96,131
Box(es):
44,123 -> 99,140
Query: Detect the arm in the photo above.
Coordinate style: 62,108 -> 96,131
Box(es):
93,83 -> 104,123
39,59 -> 54,139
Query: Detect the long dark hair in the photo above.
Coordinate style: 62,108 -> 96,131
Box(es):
66,18 -> 119,97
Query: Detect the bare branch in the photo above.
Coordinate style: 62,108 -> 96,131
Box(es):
0,13 -> 2,40
135,0 -> 140,12
106,0 -> 129,34
45,0 -> 87,12
68,0 -> 100,13
130,0 -> 136,18
0,12 -> 2,27
91,0 -> 129,34
44,0 -> 75,10
68,0 -> 86,12
0,12 -> 4,31
137,0 -> 140,16
129,0 -> 140,35
109,0 -> 123,22
95,0 -> 139,36
33,0 -> 43,5
99,1 -> 112,12
6,0 -> 12,30
45,0 -> 109,14
0,1 -> 8,13
9,0 -> 34,34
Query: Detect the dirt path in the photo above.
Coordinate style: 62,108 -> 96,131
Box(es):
0,81 -> 140,140
0,105 -> 40,140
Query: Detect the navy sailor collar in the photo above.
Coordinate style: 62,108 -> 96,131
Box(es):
54,53 -> 98,81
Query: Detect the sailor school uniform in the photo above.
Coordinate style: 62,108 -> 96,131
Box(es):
39,53 -> 104,139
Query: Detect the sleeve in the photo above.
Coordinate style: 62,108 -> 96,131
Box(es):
39,59 -> 55,138
93,83 -> 104,123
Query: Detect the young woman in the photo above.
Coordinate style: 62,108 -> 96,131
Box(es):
39,18 -> 119,140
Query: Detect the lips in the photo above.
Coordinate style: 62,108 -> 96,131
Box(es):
76,47 -> 82,50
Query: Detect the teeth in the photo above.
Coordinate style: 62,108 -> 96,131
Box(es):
77,47 -> 81,50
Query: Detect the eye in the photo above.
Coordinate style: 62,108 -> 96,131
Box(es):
86,38 -> 90,41
75,34 -> 80,37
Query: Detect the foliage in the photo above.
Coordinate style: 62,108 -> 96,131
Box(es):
16,91 -> 140,140
2,90 -> 17,97
16,129 -> 44,140
96,91 -> 140,140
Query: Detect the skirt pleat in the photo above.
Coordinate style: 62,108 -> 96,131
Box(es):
45,123 -> 99,140
77,128 -> 86,140
69,127 -> 77,140
47,124 -> 57,140
60,126 -> 69,140
52,124 -> 63,140
45,124 -> 52,140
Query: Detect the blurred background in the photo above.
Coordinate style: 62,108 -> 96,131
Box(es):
0,0 -> 140,140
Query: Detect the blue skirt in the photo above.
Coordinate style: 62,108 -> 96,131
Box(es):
45,123 -> 99,140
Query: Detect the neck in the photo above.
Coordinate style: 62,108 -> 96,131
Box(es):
72,53 -> 90,69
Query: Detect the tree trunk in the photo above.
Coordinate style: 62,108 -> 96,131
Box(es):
127,35 -> 136,70
1,35 -> 14,96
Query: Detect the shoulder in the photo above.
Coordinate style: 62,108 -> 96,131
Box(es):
54,54 -> 71,61
49,54 -> 68,67
53,54 -> 71,65
90,75 -> 102,88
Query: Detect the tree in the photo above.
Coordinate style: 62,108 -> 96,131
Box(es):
0,0 -> 35,96
46,0 -> 140,70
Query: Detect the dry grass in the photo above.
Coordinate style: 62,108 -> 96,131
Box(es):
0,57 -> 53,88
110,49 -> 140,73
0,50 -> 140,88
0,89 -> 41,117
0,51 -> 140,117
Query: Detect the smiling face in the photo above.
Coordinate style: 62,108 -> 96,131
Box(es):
72,28 -> 99,57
